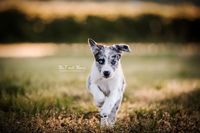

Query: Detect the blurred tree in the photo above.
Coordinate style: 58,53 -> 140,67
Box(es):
0,9 -> 200,43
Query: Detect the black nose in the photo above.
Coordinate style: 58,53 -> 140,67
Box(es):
103,71 -> 110,78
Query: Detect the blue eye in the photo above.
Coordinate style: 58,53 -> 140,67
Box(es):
111,60 -> 116,65
98,59 -> 105,64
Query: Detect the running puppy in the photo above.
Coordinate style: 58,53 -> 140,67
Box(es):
87,38 -> 131,127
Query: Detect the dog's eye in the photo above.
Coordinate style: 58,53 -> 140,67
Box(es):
112,54 -> 121,60
112,55 -> 116,58
98,59 -> 105,64
111,60 -> 116,65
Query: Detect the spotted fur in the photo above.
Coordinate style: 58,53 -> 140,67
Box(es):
87,38 -> 131,127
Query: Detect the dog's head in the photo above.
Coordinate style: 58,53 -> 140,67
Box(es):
88,38 -> 131,79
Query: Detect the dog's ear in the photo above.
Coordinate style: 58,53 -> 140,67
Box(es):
88,38 -> 102,54
116,44 -> 131,52
88,38 -> 97,47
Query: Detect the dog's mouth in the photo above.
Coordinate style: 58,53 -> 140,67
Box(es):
103,75 -> 110,79
103,74 -> 113,79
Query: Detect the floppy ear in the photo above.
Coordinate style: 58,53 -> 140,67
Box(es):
88,38 -> 102,54
116,44 -> 131,52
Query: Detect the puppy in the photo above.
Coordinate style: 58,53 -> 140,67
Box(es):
87,38 -> 131,127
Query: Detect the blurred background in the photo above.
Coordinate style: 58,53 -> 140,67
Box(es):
0,0 -> 200,43
0,0 -> 200,132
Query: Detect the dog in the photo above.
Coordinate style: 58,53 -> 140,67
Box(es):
87,38 -> 131,127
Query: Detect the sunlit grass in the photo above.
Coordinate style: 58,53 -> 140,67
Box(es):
0,43 -> 200,132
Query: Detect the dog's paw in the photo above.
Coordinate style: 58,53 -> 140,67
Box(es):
100,110 -> 109,118
100,117 -> 108,127
100,112 -> 108,118
107,116 -> 115,126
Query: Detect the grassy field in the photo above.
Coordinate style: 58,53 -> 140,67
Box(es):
0,43 -> 200,132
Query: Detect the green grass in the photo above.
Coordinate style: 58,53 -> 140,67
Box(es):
0,43 -> 200,132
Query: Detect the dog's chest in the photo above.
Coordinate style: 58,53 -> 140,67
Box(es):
96,78 -> 117,96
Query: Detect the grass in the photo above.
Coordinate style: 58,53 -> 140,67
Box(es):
0,43 -> 200,132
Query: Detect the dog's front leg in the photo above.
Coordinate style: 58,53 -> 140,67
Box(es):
100,89 -> 121,125
88,84 -> 106,108
107,98 -> 122,126
89,84 -> 109,126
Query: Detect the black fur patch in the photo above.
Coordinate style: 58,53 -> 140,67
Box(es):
109,45 -> 121,53
108,46 -> 121,71
94,46 -> 105,73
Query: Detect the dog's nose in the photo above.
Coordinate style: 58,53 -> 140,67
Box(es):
103,71 -> 110,78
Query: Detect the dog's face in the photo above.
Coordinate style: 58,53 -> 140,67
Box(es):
88,38 -> 131,79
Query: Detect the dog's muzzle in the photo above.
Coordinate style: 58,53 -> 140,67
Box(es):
103,71 -> 110,78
